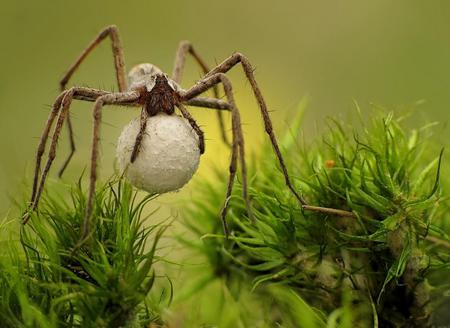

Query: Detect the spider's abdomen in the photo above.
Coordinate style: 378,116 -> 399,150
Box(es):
144,75 -> 178,116
128,63 -> 163,90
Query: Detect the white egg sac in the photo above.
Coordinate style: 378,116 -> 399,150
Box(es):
116,113 -> 201,194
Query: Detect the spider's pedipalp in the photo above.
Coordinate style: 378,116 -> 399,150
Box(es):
178,103 -> 205,154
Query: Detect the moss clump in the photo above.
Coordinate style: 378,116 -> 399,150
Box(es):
183,110 -> 450,327
0,179 -> 170,328
1,109 -> 449,327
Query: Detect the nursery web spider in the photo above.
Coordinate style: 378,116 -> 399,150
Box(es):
24,25 -> 354,243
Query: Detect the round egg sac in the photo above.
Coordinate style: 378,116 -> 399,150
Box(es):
116,113 -> 201,194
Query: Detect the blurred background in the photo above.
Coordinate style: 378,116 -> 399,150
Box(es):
1,0 -> 450,216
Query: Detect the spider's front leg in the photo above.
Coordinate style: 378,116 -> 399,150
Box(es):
181,73 -> 252,235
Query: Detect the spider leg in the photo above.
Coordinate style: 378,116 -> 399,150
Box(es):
130,109 -> 148,163
185,53 -> 307,206
131,101 -> 209,172
58,112 -> 76,178
177,103 -> 205,154
60,25 -> 127,92
181,73 -> 253,234
184,97 -> 231,111
30,88 -> 110,206
24,88 -> 137,224
172,41 -> 230,147
24,90 -> 77,224
80,92 -> 140,243
30,91 -> 68,205
59,25 -> 128,178
185,53 -> 355,218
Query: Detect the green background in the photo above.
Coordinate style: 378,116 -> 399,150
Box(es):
1,0 -> 449,216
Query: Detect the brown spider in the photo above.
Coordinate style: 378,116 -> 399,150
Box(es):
23,25 -> 354,242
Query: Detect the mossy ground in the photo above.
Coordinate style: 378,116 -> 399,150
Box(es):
0,109 -> 449,327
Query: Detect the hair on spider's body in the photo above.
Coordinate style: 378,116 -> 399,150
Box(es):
129,63 -> 180,116
143,75 -> 178,116
24,25 -> 355,247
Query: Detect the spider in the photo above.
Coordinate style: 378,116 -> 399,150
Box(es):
23,25 -> 354,242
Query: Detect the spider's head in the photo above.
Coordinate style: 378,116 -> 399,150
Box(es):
128,63 -> 179,92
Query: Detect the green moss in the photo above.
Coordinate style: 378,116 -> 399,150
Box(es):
183,109 -> 450,327
1,109 -> 449,327
0,178 -> 169,327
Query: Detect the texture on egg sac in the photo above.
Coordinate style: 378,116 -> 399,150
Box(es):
116,113 -> 201,194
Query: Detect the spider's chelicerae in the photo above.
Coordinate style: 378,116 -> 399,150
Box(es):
24,25 -> 354,242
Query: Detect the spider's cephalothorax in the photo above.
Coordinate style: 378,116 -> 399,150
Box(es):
128,63 -> 179,116
26,25 -> 355,246
144,75 -> 178,116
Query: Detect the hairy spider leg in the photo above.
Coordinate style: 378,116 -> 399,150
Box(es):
79,91 -> 140,244
182,73 -> 253,235
24,88 -> 137,226
30,91 -> 67,206
130,108 -> 149,163
172,41 -> 230,147
177,103 -> 205,154
58,25 -> 128,178
183,54 -> 355,223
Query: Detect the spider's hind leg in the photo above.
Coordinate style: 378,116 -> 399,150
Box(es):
172,41 -> 230,147
201,53 -> 355,219
181,73 -> 253,235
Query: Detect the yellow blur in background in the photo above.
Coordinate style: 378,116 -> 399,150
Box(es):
1,0 -> 449,216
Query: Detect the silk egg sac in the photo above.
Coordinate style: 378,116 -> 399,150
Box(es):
116,113 -> 201,194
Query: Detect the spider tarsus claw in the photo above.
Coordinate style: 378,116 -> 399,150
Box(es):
22,213 -> 30,225
130,150 -> 138,163
130,141 -> 142,163
222,220 -> 230,239
219,197 -> 232,237
248,210 -> 256,224
71,230 -> 91,255
21,203 -> 35,225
